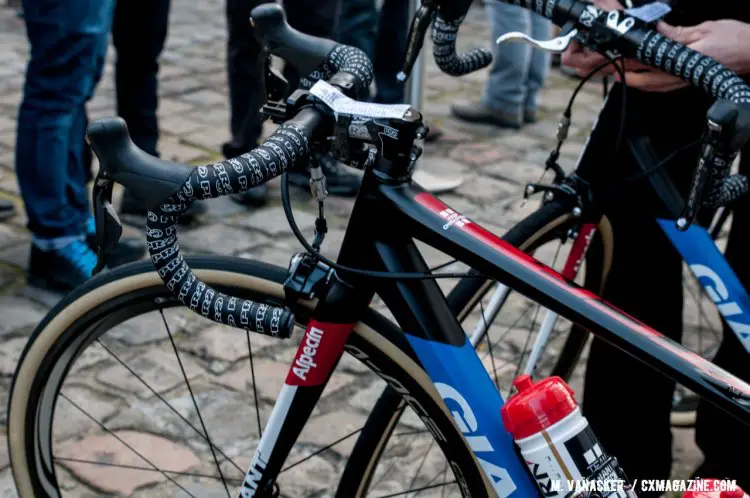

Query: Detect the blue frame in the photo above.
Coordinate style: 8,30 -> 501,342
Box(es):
657,219 -> 750,353
406,334 -> 539,496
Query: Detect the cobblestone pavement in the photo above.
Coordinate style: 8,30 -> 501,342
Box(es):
0,1 -> 710,497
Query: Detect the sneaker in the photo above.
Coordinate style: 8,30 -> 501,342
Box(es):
229,184 -> 269,207
287,154 -> 361,197
670,389 -> 699,427
83,217 -> 146,267
451,102 -> 523,129
28,240 -> 98,292
0,199 -> 15,221
120,189 -> 207,222
423,122 -> 444,143
524,109 -> 539,125
223,141 -> 270,208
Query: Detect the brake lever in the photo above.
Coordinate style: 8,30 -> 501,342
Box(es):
92,176 -> 123,275
677,120 -> 723,231
496,27 -> 579,54
398,0 -> 437,82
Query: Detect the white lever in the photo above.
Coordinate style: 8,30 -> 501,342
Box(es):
496,28 -> 579,53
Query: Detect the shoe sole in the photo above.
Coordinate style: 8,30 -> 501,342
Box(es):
670,409 -> 697,428
451,113 -> 522,130
27,274 -> 76,294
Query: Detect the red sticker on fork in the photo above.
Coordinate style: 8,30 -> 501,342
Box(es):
285,320 -> 355,387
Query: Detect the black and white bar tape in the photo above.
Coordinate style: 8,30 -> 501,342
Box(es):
144,44 -> 374,339
636,34 -> 750,207
145,120 -> 312,338
432,15 -> 493,76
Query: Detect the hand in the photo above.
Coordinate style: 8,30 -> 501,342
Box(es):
620,20 -> 750,92
561,0 -> 624,77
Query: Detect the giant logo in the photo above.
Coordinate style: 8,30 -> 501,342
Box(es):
435,383 -> 518,497
690,264 -> 750,344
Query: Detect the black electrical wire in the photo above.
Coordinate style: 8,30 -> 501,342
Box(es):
280,53 -> 630,282
280,173 -> 487,280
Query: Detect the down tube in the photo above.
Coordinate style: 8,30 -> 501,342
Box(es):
657,219 -> 750,353
405,334 -> 538,497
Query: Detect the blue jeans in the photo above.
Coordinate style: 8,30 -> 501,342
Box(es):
15,0 -> 113,243
481,0 -> 551,117
336,0 -> 408,104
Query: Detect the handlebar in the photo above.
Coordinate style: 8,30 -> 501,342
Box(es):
422,0 -> 750,228
403,0 -> 750,227
88,4 -> 375,340
509,0 -> 750,228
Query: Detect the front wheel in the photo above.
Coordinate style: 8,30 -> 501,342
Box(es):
9,257 -> 495,497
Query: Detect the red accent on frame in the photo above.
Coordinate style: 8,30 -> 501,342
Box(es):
561,224 -> 597,280
285,320 -> 354,387
414,192 -> 750,397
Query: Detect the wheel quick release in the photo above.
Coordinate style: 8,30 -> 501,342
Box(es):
501,375 -> 636,497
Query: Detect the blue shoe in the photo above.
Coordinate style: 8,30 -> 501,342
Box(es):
28,240 -> 98,293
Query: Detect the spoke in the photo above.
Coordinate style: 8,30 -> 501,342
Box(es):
478,304 -> 534,364
683,274 -> 721,351
406,440 -> 436,491
280,427 -> 363,472
376,479 -> 457,498
414,461 -> 449,498
429,259 -> 459,273
59,393 -> 197,498
247,329 -> 263,437
480,299 -> 501,393
96,340 -> 244,474
53,456 -> 244,484
440,461 -> 449,498
371,428 -> 422,491
161,310 -> 231,497
393,429 -> 428,437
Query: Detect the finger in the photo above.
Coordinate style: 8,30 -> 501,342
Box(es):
593,0 -> 622,11
617,71 -> 689,92
562,50 -> 606,71
656,21 -> 705,45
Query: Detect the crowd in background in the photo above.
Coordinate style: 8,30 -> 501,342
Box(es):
4,0 -> 553,293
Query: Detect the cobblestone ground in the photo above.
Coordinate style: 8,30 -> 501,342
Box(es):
0,1 -> 712,497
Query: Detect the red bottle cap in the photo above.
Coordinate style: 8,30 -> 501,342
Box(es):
501,374 -> 578,440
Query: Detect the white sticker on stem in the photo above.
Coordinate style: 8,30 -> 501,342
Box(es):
309,80 -> 412,120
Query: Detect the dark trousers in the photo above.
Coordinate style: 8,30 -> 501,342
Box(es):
336,0 -> 408,104
226,0 -> 340,152
15,0 -> 113,240
579,85 -> 750,494
112,0 -> 171,157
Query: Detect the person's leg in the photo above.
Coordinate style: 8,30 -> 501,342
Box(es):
282,0 -> 360,197
16,0 -> 114,290
451,0 -> 531,128
226,0 -> 265,147
524,12 -> 551,123
224,0 -> 269,206
692,151 -> 750,490
335,0 -> 377,65
372,0 -> 407,104
582,213 -> 682,495
283,0 -> 341,92
112,0 -> 170,156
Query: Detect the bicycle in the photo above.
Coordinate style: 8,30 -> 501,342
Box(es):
8,1 -> 750,497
